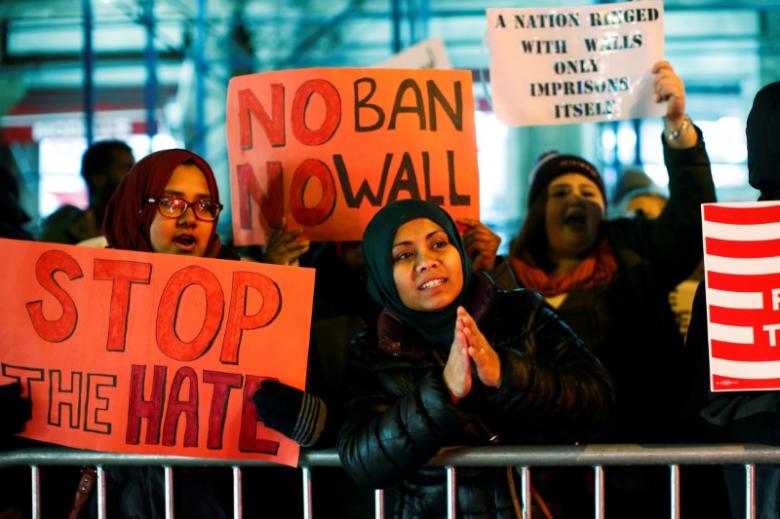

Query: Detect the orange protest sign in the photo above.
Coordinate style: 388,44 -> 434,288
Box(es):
226,68 -> 480,245
0,238 -> 314,467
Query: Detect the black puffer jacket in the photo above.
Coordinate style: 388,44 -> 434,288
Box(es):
337,273 -> 614,519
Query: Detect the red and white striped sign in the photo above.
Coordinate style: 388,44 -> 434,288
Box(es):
703,202 -> 780,392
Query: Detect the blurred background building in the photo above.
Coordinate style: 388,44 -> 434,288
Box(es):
0,0 -> 777,245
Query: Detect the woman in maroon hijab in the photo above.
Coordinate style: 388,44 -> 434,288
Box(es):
104,148 -> 238,260
94,149 -> 234,517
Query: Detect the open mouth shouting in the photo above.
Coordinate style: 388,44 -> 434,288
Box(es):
564,209 -> 587,231
173,233 -> 197,251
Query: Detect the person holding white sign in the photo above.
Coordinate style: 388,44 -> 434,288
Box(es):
489,61 -> 716,517
685,81 -> 780,519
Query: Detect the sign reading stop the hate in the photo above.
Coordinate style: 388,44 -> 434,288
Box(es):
226,68 -> 480,245
0,238 -> 314,466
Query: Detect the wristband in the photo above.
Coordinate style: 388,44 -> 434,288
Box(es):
665,115 -> 691,141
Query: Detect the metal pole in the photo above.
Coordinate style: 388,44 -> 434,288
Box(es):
232,465 -> 243,519
406,0 -> 416,44
594,465 -> 605,519
81,0 -> 95,145
374,488 -> 385,519
610,121 -> 620,174
669,464 -> 680,519
446,466 -> 457,519
164,465 -> 174,518
30,465 -> 40,519
745,464 -> 756,519
519,466 -> 530,519
194,0 -> 207,157
633,118 -> 642,165
97,465 -> 107,519
390,0 -> 402,52
419,0 -> 430,40
302,466 -> 313,519
143,0 -> 158,144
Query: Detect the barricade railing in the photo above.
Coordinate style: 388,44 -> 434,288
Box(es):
1,443 -> 779,519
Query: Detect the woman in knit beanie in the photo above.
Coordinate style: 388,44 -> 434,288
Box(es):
493,60 -> 718,518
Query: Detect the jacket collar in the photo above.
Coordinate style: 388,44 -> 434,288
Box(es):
376,272 -> 494,358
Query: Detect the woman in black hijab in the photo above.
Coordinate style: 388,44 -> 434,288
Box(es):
337,199 -> 615,518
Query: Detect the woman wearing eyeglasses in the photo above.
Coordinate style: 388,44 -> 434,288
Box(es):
103,148 -> 235,261
80,149 -> 236,517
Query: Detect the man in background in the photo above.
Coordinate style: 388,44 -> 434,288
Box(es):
40,140 -> 134,244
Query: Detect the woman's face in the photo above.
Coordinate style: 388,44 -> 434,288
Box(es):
149,164 -> 214,257
392,218 -> 464,312
544,173 -> 605,262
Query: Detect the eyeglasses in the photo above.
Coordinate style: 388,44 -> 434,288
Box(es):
146,196 -> 223,221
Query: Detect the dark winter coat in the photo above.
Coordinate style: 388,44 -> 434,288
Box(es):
337,272 -> 614,519
493,129 -> 715,442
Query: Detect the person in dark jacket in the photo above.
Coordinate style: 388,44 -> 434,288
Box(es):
0,164 -> 34,241
40,140 -> 135,245
489,61 -> 718,516
0,165 -> 34,439
685,81 -> 780,519
337,199 -> 614,519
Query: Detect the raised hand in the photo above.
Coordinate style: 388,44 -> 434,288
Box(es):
652,60 -> 686,123
443,315 -> 472,402
652,61 -> 697,148
458,306 -> 501,389
457,218 -> 501,271
263,217 -> 311,266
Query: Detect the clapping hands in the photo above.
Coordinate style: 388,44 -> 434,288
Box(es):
443,307 -> 501,402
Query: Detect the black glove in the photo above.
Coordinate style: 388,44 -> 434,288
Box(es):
253,380 -> 327,447
0,382 -> 32,436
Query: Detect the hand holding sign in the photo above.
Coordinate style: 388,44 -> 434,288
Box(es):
253,380 -> 327,447
653,60 -> 685,115
653,61 -> 697,149
457,217 -> 501,272
263,217 -> 311,266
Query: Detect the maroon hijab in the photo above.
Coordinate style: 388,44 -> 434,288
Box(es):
103,149 -> 224,257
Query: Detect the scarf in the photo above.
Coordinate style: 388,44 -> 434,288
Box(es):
362,200 -> 473,346
103,149 -> 224,258
511,239 -> 618,298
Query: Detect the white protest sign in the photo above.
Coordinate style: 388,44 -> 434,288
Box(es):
377,37 -> 452,69
487,1 -> 665,126
702,202 -> 780,392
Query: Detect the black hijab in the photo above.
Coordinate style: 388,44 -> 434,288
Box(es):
362,199 -> 473,345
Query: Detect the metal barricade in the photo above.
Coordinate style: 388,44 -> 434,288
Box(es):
1,443 -> 778,519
